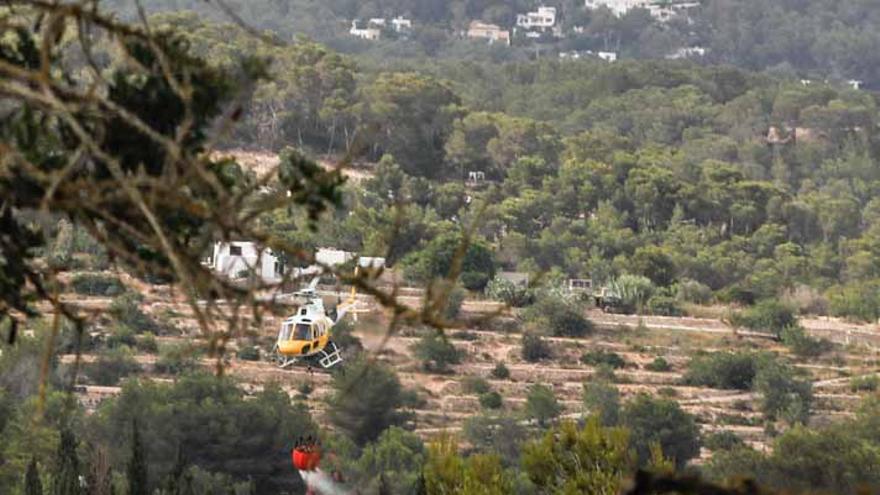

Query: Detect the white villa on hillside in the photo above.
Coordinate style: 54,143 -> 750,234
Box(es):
466,21 -> 511,45
208,241 -> 284,284
585,0 -> 699,21
350,16 -> 412,40
349,20 -> 381,40
516,6 -> 557,30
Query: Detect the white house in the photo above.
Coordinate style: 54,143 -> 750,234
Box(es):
316,248 -> 355,267
597,51 -> 618,62
516,6 -> 557,30
350,20 -> 381,40
358,256 -> 387,270
666,46 -> 706,59
585,0 -> 698,20
391,16 -> 413,32
466,21 -> 511,45
209,241 -> 284,284
848,79 -> 863,90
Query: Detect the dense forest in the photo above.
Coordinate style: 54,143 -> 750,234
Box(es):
147,12 -> 880,322
4,1 -> 880,495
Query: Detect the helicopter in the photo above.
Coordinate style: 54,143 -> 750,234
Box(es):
274,275 -> 357,370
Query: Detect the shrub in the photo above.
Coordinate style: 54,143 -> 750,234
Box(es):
297,381 -> 314,396
525,384 -> 561,426
411,332 -> 462,373
676,279 -> 712,304
754,360 -> 812,424
781,326 -> 832,358
607,274 -> 655,312
400,388 -> 427,409
401,233 -> 496,291
850,375 -> 880,392
479,391 -> 503,410
236,345 -> 261,361
622,395 -> 701,468
154,343 -> 200,375
442,286 -> 466,320
521,333 -> 551,362
136,332 -> 158,354
87,346 -> 141,386
684,352 -> 761,390
705,431 -> 745,452
580,349 -> 627,369
462,376 -> 492,395
647,295 -> 682,316
582,381 -> 620,426
827,283 -> 880,323
70,274 -> 125,296
657,387 -> 678,398
109,292 -> 158,333
106,324 -> 137,349
522,297 -> 593,338
645,357 -> 672,372
485,276 -> 534,307
730,300 -> 797,338
491,362 -> 511,380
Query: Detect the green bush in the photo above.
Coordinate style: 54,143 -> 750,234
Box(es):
521,333 -> 552,362
462,376 -> 492,395
491,362 -> 511,380
136,332 -> 159,354
647,295 -> 682,316
479,391 -> 503,410
411,331 -> 462,373
106,324 -> 137,349
684,352 -> 761,390
522,297 -> 593,338
87,346 -> 141,386
70,274 -> 125,296
442,286 -> 466,320
485,276 -> 534,307
754,360 -> 812,424
109,292 -> 158,333
580,349 -> 627,369
236,345 -> 261,361
850,375 -> 880,392
827,283 -> 880,323
525,384 -> 561,426
401,233 -> 496,291
730,300 -> 797,338
645,357 -> 672,372
622,394 -> 701,468
582,381 -> 620,427
155,343 -> 200,375
705,431 -> 746,452
781,326 -> 832,358
676,279 -> 713,304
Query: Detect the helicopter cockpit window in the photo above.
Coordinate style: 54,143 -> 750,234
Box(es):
294,323 -> 312,340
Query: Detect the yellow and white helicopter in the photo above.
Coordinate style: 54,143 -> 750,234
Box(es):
274,276 -> 357,369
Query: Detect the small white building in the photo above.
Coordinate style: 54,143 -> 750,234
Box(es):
666,46 -> 706,59
597,51 -> 618,62
516,6 -> 557,30
358,256 -> 387,270
350,20 -> 381,40
848,79 -> 863,90
467,21 -> 511,45
391,16 -> 413,32
209,241 -> 284,284
585,0 -> 698,20
316,248 -> 355,267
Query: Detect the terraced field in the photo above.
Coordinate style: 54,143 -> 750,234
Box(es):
60,272 -> 880,464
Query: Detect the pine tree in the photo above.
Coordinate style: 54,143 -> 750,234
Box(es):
377,473 -> 391,495
53,430 -> 81,495
128,421 -> 149,495
25,457 -> 42,495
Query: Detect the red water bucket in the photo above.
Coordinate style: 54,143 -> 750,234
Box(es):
292,446 -> 321,471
